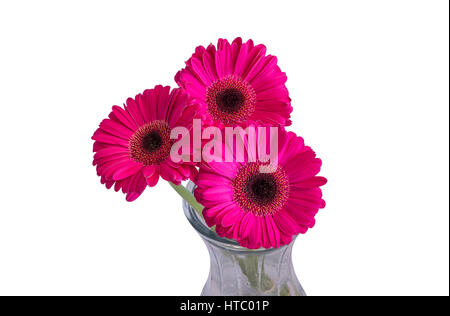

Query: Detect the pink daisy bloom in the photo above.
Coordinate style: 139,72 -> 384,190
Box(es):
175,37 -> 292,127
194,128 -> 327,249
92,85 -> 200,202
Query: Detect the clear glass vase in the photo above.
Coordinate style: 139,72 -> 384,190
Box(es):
183,182 -> 306,296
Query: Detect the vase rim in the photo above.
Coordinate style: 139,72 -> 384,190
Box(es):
183,181 -> 294,254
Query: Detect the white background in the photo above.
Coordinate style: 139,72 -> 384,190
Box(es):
0,0 -> 448,296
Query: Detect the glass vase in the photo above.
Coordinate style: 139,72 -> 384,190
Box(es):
183,181 -> 306,296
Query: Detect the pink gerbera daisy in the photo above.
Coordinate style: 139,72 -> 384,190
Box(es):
92,85 -> 200,201
194,128 -> 327,249
175,37 -> 292,127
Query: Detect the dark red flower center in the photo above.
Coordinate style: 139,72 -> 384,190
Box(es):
216,88 -> 245,113
206,76 -> 256,124
142,131 -> 163,153
233,163 -> 289,216
246,173 -> 277,205
129,120 -> 172,165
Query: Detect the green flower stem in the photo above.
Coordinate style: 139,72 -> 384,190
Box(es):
169,182 -> 216,233
169,182 -> 204,216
